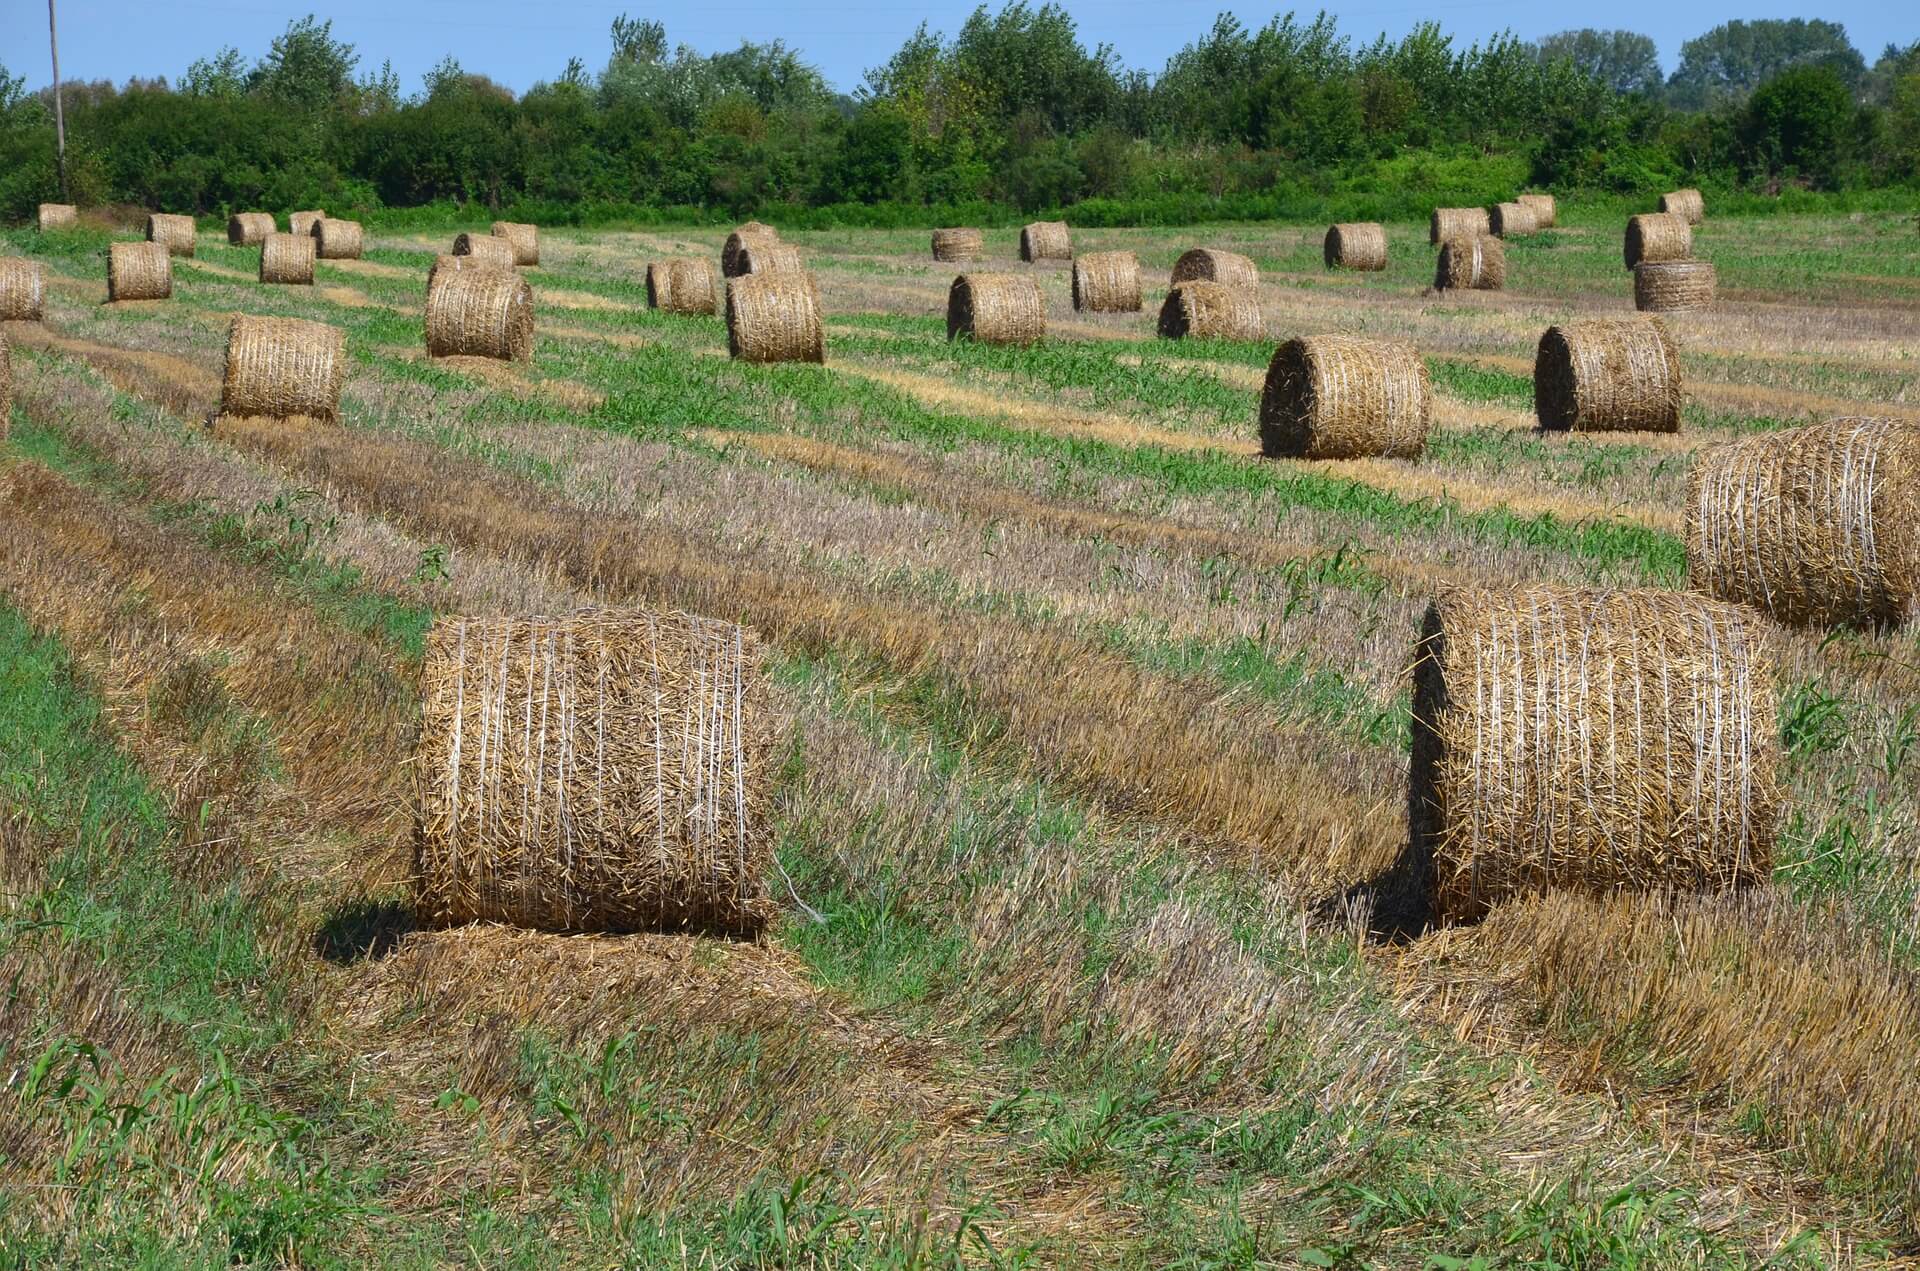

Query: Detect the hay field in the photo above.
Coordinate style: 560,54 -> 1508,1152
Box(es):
1,206 -> 1918,1266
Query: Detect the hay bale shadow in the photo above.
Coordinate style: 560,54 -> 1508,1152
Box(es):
314,897 -> 416,963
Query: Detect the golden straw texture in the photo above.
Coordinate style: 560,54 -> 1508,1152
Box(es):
1517,193 -> 1557,227
1430,207 -> 1490,245
722,223 -> 779,278
289,209 -> 326,237
227,212 -> 275,245
1071,250 -> 1141,313
1535,316 -> 1681,433
1488,201 -> 1538,237
1634,260 -> 1717,313
1323,223 -> 1386,271
146,213 -> 197,258
725,271 -> 824,363
1019,221 -> 1072,262
1624,213 -> 1692,269
931,228 -> 985,262
1171,248 -> 1259,290
426,268 -> 535,361
259,232 -> 316,285
221,315 -> 347,422
107,242 -> 172,302
426,253 -> 497,292
1434,235 -> 1505,290
948,273 -> 1046,345
490,220 -> 539,266
37,203 -> 77,231
1156,281 -> 1262,341
1660,188 -> 1706,224
312,217 -> 364,260
1260,335 -> 1431,460
453,233 -> 517,269
0,257 -> 46,321
646,258 -> 718,315
0,333 -> 10,440
737,241 -> 806,276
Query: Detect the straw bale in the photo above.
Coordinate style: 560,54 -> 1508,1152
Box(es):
932,228 -> 984,262
1535,316 -> 1681,433
725,271 -> 824,364
1624,213 -> 1692,270
1430,207 -> 1490,245
1434,235 -> 1505,291
426,268 -> 534,361
412,608 -> 776,934
1489,201 -> 1538,237
107,242 -> 172,302
948,273 -> 1046,345
646,258 -> 718,315
1686,416 -> 1920,627
289,210 -> 326,237
1260,335 -> 1430,460
1410,586 -> 1778,923
38,203 -> 77,231
221,315 -> 346,422
1019,221 -> 1072,262
1517,193 -> 1557,227
259,232 -> 316,285
1634,260 -> 1717,313
1660,188 -> 1706,225
1171,248 -> 1259,290
1156,281 -> 1262,341
312,217 -> 364,260
453,233 -> 517,269
491,221 -> 539,266
1323,223 -> 1386,271
227,212 -> 275,246
736,241 -> 805,276
0,258 -> 46,322
722,223 -> 779,277
0,333 -> 9,438
1071,250 -> 1141,313
146,213 -> 197,258
426,253 -> 496,292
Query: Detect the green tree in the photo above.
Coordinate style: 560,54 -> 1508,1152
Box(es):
1669,19 -> 1864,108
1534,29 -> 1662,95
1739,64 -> 1855,188
250,16 -> 359,112
182,47 -> 247,98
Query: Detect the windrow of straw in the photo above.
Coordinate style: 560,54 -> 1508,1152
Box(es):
1660,188 -> 1706,224
646,258 -> 718,316
931,228 -> 985,262
1260,335 -> 1430,460
221,315 -> 347,422
412,608 -> 776,935
227,212 -> 276,246
491,221 -> 540,266
0,258 -> 46,322
948,273 -> 1046,346
37,203 -> 77,231
1410,586 -> 1778,923
1323,223 -> 1386,271
1019,221 -> 1072,262
453,233 -> 517,269
426,268 -> 534,361
725,271 -> 824,364
722,222 -> 779,278
1434,235 -> 1505,291
1430,207 -> 1490,245
289,209 -> 326,237
1624,213 -> 1692,270
1488,201 -> 1537,237
1687,416 -> 1920,628
260,232 -> 316,285
1156,282 -> 1262,341
107,242 -> 172,302
146,213 -> 197,258
1171,248 -> 1259,290
312,217 -> 364,260
1534,316 -> 1681,433
1517,193 -> 1557,227
1071,251 -> 1141,313
736,241 -> 806,276
1634,260 -> 1717,313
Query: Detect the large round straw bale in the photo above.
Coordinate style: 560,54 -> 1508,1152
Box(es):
1430,207 -> 1490,245
412,608 -> 776,935
146,213 -> 197,258
0,258 -> 46,321
289,209 -> 326,237
725,272 -> 824,364
1172,248 -> 1259,290
646,258 -> 717,316
1634,260 -> 1717,313
107,242 -> 172,302
1686,417 -> 1920,627
722,223 -> 779,278
1434,235 -> 1506,291
1260,335 -> 1430,460
1517,193 -> 1557,227
426,268 -> 534,361
932,228 -> 984,262
1489,201 -> 1538,238
1071,251 -> 1141,313
1410,586 -> 1777,923
1624,213 -> 1692,270
1535,316 -> 1681,433
453,233 -> 517,269
311,217 -> 364,260
948,273 -> 1046,345
737,241 -> 806,276
1156,281 -> 1262,341
221,315 -> 347,422
1323,223 -> 1386,271
1019,221 -> 1072,262
38,203 -> 77,231
490,221 -> 539,266
227,212 -> 275,246
259,232 -> 316,286
1659,188 -> 1706,225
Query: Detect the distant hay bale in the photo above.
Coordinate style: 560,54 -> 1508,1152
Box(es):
725,271 -> 824,364
38,203 -> 77,232
311,217 -> 364,260
490,221 -> 539,266
453,233 -> 517,269
1430,207 -> 1490,245
1019,221 -> 1071,262
1071,250 -> 1141,313
1624,213 -> 1692,270
259,233 -> 316,286
722,223 -> 779,278
736,241 -> 805,276
0,258 -> 46,321
221,315 -> 346,422
426,268 -> 534,361
1635,260 -> 1717,313
412,608 -> 776,935
1535,316 -> 1681,433
146,213 -> 197,258
1323,223 -> 1386,271
1171,248 -> 1259,290
1410,586 -> 1778,923
227,212 -> 275,246
932,228 -> 984,262
1434,235 -> 1506,291
646,258 -> 717,316
289,209 -> 326,237
1260,335 -> 1430,460
1489,201 -> 1538,238
107,242 -> 172,302
1660,188 -> 1706,225
426,253 -> 499,292
1687,417 -> 1920,627
1517,193 -> 1557,227
948,273 -> 1046,345
1156,281 -> 1262,341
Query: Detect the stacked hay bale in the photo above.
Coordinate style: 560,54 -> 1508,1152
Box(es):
426,268 -> 534,361
221,315 -> 347,422
1534,316 -> 1681,433
1019,221 -> 1072,263
453,233 -> 517,269
491,221 -> 539,266
1660,189 -> 1706,225
1172,248 -> 1259,291
227,212 -> 276,246
1635,260 -> 1717,313
1071,251 -> 1141,313
948,274 -> 1046,346
1260,335 -> 1430,459
289,209 -> 326,237
726,272 -> 824,363
260,233 -> 317,285
38,203 -> 77,232
1430,207 -> 1490,245
735,240 -> 806,276
146,213 -> 197,258
646,259 -> 717,316
412,608 -> 776,935
932,228 -> 984,262
1409,586 -> 1778,922
1517,194 -> 1557,227
312,217 -> 364,261
1687,417 -> 1920,627
0,258 -> 46,321
1157,282 -> 1262,341
1488,201 -> 1538,238
1433,236 -> 1505,291
1324,224 -> 1387,271
107,242 -> 172,302
1623,213 -> 1692,270
722,222 -> 780,278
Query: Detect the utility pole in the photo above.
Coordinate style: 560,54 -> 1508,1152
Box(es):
48,0 -> 67,199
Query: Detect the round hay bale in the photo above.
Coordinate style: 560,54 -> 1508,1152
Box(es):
491,221 -> 539,267
1430,207 -> 1490,246
453,233 -> 517,269
38,203 -> 77,232
221,315 -> 347,422
107,242 -> 172,302
1624,213 -> 1692,270
1260,335 -> 1430,460
1156,281 -> 1262,341
312,217 -> 364,261
1659,188 -> 1706,225
1323,224 -> 1386,271
227,212 -> 275,246
646,258 -> 717,316
0,257 -> 46,322
259,232 -> 316,285
931,228 -> 984,263
1535,316 -> 1681,433
412,608 -> 776,935
146,213 -> 197,258
947,273 -> 1046,345
737,241 -> 806,276
1634,260 -> 1717,313
1410,586 -> 1778,923
1071,251 -> 1141,313
1517,193 -> 1557,227
722,223 -> 780,278
1687,417 -> 1920,628
426,253 -> 500,293
725,272 -> 824,364
1019,221 -> 1072,263
1434,236 -> 1506,291
425,268 -> 534,362
1171,248 -> 1259,290
289,209 -> 326,237
1489,201 -> 1538,238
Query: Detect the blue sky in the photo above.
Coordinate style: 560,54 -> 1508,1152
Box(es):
4,0 -> 1911,96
